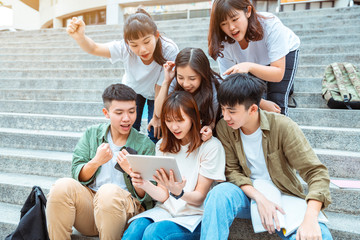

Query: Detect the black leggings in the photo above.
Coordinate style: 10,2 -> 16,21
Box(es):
266,49 -> 300,116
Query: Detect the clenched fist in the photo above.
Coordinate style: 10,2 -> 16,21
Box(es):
94,143 -> 113,166
66,17 -> 86,40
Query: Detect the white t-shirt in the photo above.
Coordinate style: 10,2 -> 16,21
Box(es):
107,37 -> 179,100
218,12 -> 300,75
240,127 -> 271,181
155,137 -> 226,216
88,131 -> 128,192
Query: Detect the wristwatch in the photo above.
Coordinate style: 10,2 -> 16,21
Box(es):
170,190 -> 184,200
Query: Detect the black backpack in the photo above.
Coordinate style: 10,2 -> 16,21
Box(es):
6,186 -> 50,240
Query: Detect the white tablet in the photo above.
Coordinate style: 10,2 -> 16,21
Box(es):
126,154 -> 182,182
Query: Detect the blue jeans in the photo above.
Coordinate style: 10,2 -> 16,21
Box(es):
133,94 -> 157,143
200,182 -> 333,240
123,217 -> 201,240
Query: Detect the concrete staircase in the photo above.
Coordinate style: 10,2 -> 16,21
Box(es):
0,6 -> 359,240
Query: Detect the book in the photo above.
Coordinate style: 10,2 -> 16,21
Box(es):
330,179 -> 360,189
250,179 -> 328,237
128,207 -> 202,232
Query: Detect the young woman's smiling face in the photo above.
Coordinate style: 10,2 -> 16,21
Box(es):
165,108 -> 192,145
127,33 -> 158,65
176,65 -> 202,94
220,8 -> 251,43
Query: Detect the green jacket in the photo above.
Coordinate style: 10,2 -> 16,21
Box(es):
216,110 -> 331,209
71,123 -> 156,210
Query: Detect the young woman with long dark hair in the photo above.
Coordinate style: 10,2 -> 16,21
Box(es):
155,47 -> 222,141
120,91 -> 225,239
209,0 -> 300,115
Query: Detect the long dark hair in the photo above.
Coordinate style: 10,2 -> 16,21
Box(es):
124,8 -> 166,65
173,48 -> 221,127
160,91 -> 202,154
208,0 -> 265,60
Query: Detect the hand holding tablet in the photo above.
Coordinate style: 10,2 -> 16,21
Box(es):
126,155 -> 183,182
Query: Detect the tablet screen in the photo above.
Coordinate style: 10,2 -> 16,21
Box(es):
127,155 -> 182,182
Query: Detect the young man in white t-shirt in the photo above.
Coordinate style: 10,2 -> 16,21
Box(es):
200,73 -> 333,240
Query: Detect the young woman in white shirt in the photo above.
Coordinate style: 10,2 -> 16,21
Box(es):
121,91 -> 225,240
66,8 -> 179,142
154,47 -> 222,142
209,0 -> 300,115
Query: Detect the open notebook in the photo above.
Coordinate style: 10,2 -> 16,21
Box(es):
251,179 -> 328,237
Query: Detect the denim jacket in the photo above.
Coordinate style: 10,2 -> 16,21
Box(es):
71,123 -> 156,210
216,110 -> 331,209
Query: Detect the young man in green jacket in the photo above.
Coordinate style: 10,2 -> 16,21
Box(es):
46,84 -> 155,240
200,74 -> 333,240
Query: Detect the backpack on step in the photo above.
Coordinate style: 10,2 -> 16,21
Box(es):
322,62 -> 360,109
5,186 -> 50,240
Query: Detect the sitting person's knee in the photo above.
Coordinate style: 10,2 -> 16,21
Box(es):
48,178 -> 78,199
95,184 -> 130,210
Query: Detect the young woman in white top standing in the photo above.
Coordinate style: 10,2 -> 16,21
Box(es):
120,91 -> 225,239
209,0 -> 300,116
67,8 -> 179,142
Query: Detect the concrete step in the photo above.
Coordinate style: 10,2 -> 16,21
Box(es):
3,52 -> 358,71
0,147 -> 71,178
0,100 -> 103,116
0,60 -> 123,69
0,78 -> 118,90
0,112 -> 108,132
294,77 -> 322,93
0,77 -> 321,93
0,89 -> 104,102
0,58 -> 216,70
292,92 -> 327,108
299,34 -> 360,45
0,68 -> 123,78
277,6 -> 360,18
288,108 -> 360,128
1,41 -> 358,56
315,148 -> 360,179
0,169 -> 359,216
296,64 -> 359,78
0,128 -> 80,152
229,211 -> 360,240
0,202 -> 99,239
0,172 -> 56,205
1,23 -> 359,45
0,200 -> 358,240
0,65 -> 336,79
299,53 -> 360,66
0,31 -> 358,49
1,116 -> 359,152
300,126 -> 360,152
0,53 -> 102,61
0,142 -> 358,183
281,12 -> 360,25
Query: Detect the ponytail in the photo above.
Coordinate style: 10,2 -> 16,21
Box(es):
124,8 -> 166,65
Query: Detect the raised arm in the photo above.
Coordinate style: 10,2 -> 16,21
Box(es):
67,17 -> 111,58
223,57 -> 286,83
154,61 -> 176,118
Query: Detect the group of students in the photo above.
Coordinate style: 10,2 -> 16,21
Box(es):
45,0 -> 333,239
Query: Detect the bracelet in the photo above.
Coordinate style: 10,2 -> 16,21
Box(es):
170,190 -> 184,200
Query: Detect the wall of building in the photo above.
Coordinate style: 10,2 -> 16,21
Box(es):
39,0 -> 106,28
12,0 -> 40,30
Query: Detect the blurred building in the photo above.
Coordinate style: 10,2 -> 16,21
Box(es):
5,0 -> 356,30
